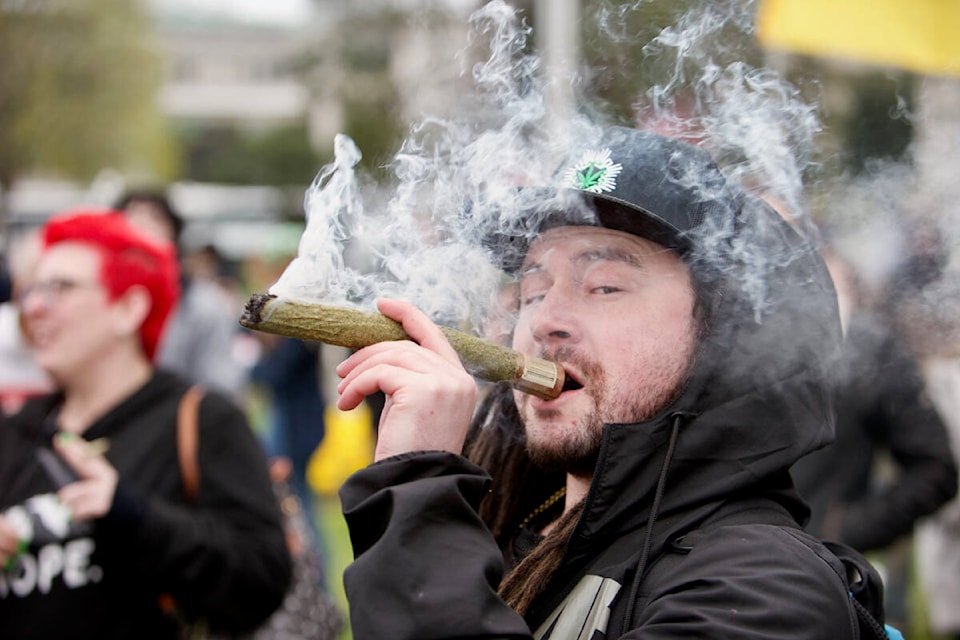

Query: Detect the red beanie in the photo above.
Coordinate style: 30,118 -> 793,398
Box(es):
42,208 -> 180,361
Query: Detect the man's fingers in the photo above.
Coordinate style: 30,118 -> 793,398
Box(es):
336,340 -> 466,410
337,347 -> 455,410
338,340 -> 447,385
334,298 -> 465,383
334,298 -> 479,460
376,298 -> 461,365
338,363 -> 410,412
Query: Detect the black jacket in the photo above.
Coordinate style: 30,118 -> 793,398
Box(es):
0,371 -> 291,639
793,311 -> 958,551
340,204 -> 860,638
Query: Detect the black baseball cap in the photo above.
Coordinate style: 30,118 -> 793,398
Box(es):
488,126 -> 741,271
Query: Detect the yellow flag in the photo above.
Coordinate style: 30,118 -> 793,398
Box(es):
307,403 -> 375,496
757,0 -> 960,77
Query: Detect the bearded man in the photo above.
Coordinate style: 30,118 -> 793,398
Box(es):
336,127 -> 875,639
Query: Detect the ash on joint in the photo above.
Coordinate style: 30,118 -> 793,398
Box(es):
241,293 -> 277,325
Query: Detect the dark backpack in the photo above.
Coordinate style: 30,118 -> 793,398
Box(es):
627,528 -> 902,639
821,540 -> 904,640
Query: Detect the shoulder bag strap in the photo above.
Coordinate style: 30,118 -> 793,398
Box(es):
176,385 -> 205,505
160,384 -> 208,630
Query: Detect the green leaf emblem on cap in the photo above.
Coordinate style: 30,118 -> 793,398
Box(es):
564,148 -> 623,194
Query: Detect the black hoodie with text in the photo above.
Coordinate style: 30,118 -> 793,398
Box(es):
0,370 -> 291,639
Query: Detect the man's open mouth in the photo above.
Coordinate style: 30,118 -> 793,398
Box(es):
561,370 -> 584,392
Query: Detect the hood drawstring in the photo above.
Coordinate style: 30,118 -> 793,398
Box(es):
619,412 -> 684,634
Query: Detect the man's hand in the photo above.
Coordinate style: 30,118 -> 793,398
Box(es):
336,298 -> 479,461
53,432 -> 119,521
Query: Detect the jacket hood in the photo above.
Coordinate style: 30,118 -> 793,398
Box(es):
576,197 -> 841,555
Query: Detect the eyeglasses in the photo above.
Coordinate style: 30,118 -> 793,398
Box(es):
17,278 -> 102,306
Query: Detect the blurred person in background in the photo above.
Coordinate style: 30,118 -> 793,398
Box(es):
244,247 -> 329,564
883,224 -> 960,640
182,242 -> 248,316
0,229 -> 53,415
249,336 -> 327,551
792,247 -> 958,630
114,189 -> 248,402
916,353 -> 960,640
0,209 -> 290,639
0,255 -> 9,303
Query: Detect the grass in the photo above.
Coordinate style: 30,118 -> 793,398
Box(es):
315,493 -> 354,640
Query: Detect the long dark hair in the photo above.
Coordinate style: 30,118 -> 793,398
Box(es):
464,384 -> 565,549
464,384 -> 569,614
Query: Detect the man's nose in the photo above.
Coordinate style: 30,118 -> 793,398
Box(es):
529,288 -> 580,345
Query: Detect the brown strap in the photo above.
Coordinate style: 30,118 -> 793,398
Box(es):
176,385 -> 205,504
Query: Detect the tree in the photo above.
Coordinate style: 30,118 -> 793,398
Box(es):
180,122 -> 325,188
0,0 -> 175,239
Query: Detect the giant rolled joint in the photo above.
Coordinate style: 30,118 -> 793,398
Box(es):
240,293 -> 565,400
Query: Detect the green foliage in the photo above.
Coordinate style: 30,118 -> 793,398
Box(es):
575,0 -> 765,124
179,122 -> 325,186
841,72 -> 915,176
323,7 -> 406,180
342,98 -> 404,181
0,0 -> 176,189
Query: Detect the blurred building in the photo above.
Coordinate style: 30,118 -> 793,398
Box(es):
5,0 -> 478,260
7,1 -> 335,255
151,0 -> 351,154
157,16 -> 322,133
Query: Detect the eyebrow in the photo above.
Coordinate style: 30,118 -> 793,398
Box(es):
576,247 -> 644,269
520,245 -> 645,279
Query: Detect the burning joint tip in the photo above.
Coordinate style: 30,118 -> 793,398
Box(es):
241,293 -> 277,326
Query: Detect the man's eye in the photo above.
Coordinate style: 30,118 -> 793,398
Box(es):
521,293 -> 545,306
593,286 -> 621,295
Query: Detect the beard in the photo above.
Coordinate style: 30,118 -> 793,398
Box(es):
527,418 -> 602,477
518,346 -> 688,476
522,352 -> 605,476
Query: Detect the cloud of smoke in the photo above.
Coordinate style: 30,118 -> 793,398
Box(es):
269,0 -> 827,331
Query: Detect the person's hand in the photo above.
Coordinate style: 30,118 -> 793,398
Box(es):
53,432 -> 119,521
336,298 -> 478,461
0,515 -> 22,569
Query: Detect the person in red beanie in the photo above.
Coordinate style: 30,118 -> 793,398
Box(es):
0,209 -> 291,639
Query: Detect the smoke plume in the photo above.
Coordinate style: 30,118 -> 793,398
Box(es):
270,0 -> 828,331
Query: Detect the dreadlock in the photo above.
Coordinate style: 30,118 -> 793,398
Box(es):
498,499 -> 584,616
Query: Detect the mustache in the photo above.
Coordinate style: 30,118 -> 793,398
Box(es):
538,346 -> 591,368
538,346 -> 604,391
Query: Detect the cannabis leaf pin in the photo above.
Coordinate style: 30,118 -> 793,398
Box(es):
563,148 -> 623,194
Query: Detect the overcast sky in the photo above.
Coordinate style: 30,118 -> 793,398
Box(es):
148,0 -> 316,26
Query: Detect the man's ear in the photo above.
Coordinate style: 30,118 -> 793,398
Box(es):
112,284 -> 152,342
